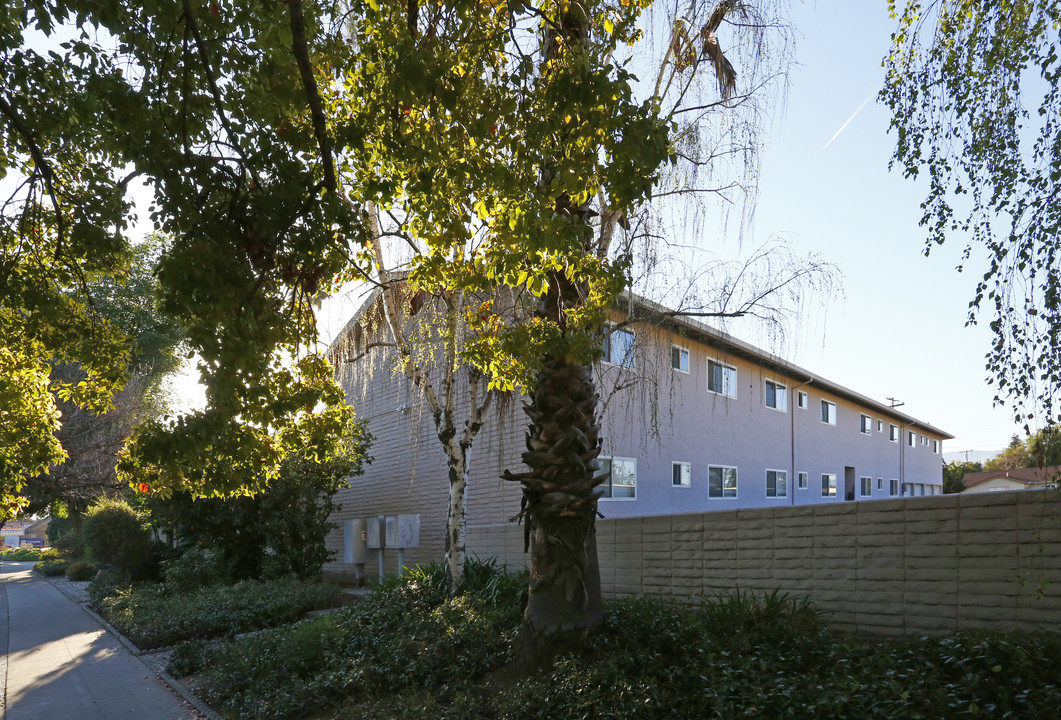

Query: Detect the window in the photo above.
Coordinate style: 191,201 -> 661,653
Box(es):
603,327 -> 635,369
932,439 -> 939,453
707,360 -> 737,398
890,424 -> 899,442
890,479 -> 899,496
797,390 -> 808,409
709,465 -> 738,498
765,380 -> 787,411
921,435 -> 927,446
672,461 -> 691,487
671,345 -> 689,373
821,400 -> 836,425
798,471 -> 808,489
821,473 -> 837,497
860,476 -> 872,496
908,431 -> 915,447
860,414 -> 872,435
877,477 -> 883,491
877,419 -> 884,433
766,469 -> 788,498
597,457 -> 636,499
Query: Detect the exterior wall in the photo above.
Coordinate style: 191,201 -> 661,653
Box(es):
594,322 -> 945,520
325,304 -> 949,580
469,491 -> 1061,636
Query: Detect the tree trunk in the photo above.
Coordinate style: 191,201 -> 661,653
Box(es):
443,442 -> 469,590
507,354 -> 605,658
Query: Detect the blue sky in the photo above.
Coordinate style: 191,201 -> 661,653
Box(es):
738,0 -> 1023,456
239,1 -> 1029,459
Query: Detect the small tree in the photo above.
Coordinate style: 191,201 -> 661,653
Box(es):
82,498 -> 153,583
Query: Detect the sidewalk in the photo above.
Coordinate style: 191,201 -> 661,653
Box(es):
1,561 -> 198,720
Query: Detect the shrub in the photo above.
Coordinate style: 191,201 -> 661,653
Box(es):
52,530 -> 86,561
1,547 -> 45,561
34,559 -> 70,576
161,547 -> 224,590
81,498 -> 153,582
65,560 -> 96,581
92,576 -> 342,650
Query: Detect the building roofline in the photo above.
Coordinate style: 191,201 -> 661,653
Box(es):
328,285 -> 953,440
616,291 -> 955,440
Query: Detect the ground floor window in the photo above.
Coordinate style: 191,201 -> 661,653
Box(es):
766,469 -> 787,497
798,471 -> 808,489
672,461 -> 691,487
597,457 -> 636,499
822,473 -> 837,497
709,465 -> 738,498
890,479 -> 899,496
860,476 -> 872,496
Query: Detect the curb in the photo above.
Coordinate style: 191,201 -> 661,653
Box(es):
38,571 -> 225,720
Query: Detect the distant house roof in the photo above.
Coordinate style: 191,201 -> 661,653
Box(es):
330,284 -> 954,440
962,466 -> 1061,491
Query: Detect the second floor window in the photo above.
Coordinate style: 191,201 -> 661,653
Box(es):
766,380 -> 787,411
603,327 -> 635,369
671,346 -> 690,373
821,400 -> 837,425
708,360 -> 737,398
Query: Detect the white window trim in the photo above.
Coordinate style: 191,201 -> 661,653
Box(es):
797,471 -> 809,490
821,400 -> 837,426
933,439 -> 939,454
860,476 -> 873,497
860,414 -> 872,435
889,478 -> 899,496
707,359 -> 738,399
671,461 -> 691,488
598,456 -> 637,501
877,419 -> 884,433
797,390 -> 808,409
908,431 -> 916,447
890,424 -> 899,443
877,477 -> 884,491
670,345 -> 690,374
708,464 -> 739,499
602,325 -> 635,369
766,468 -> 788,498
765,379 -> 787,413
821,473 -> 838,498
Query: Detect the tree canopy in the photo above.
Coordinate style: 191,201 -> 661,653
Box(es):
881,0 -> 1061,427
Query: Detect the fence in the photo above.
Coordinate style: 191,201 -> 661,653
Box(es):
468,490 -> 1061,636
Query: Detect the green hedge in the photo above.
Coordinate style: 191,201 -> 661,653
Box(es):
34,559 -> 70,576
2,547 -> 47,561
92,576 -> 342,650
178,564 -> 1061,720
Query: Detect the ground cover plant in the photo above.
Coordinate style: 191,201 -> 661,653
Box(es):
90,575 -> 342,650
1,547 -> 47,561
172,563 -> 1061,720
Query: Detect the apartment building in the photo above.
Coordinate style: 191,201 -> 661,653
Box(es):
323,291 -> 951,580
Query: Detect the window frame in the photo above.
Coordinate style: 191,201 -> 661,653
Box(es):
670,345 -> 690,374
932,438 -> 939,454
597,456 -> 637,500
877,419 -> 884,433
821,473 -> 837,498
797,390 -> 808,409
797,471 -> 809,490
877,477 -> 884,491
908,430 -> 916,447
708,464 -> 738,499
602,326 -> 636,369
889,478 -> 899,496
821,400 -> 837,425
765,379 -> 787,412
707,359 -> 737,399
671,461 -> 691,488
766,469 -> 788,498
890,424 -> 899,443
860,476 -> 873,497
860,414 -> 872,435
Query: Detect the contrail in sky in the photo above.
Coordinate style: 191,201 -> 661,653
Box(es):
823,92 -> 875,150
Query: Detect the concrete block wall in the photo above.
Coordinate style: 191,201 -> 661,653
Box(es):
467,490 -> 1061,636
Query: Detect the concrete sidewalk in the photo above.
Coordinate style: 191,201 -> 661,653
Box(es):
1,561 -> 198,720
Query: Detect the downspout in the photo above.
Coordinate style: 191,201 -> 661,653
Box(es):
790,378 -> 813,506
